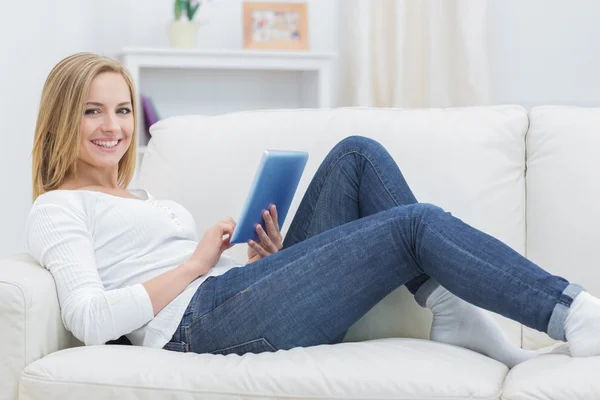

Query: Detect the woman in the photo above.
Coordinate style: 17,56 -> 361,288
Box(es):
27,53 -> 600,368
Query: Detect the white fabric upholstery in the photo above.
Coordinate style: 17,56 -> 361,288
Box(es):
0,255 -> 75,400
19,338 -> 507,400
523,106 -> 600,350
138,106 -> 528,345
503,351 -> 600,399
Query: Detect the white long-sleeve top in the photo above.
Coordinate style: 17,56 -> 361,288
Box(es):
25,189 -> 241,348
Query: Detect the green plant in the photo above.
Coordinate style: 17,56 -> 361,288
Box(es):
174,0 -> 201,21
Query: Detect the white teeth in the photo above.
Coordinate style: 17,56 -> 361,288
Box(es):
92,140 -> 119,148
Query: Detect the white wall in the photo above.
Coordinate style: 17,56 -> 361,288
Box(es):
0,1 -> 96,258
1,0 -> 600,257
489,0 -> 600,107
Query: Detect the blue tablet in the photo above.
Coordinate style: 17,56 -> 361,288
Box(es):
230,150 -> 309,244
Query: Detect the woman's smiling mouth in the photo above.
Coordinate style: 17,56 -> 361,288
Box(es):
91,139 -> 122,151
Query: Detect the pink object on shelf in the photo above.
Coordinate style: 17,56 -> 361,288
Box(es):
141,95 -> 159,137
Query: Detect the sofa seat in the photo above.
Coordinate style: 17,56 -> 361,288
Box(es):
19,338 -> 507,400
503,351 -> 600,400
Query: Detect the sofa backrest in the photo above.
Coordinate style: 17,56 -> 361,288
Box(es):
524,106 -> 600,349
137,106 -> 529,345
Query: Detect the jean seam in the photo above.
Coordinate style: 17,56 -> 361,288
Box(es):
356,150 -> 410,207
419,217 -> 561,303
305,150 -> 358,238
306,150 -> 405,237
210,338 -> 276,355
191,277 -> 214,318
192,287 -> 249,324
558,294 -> 574,307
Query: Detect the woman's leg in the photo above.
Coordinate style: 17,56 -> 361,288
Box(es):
177,203 -> 586,360
282,135 -> 431,296
281,136 -> 538,366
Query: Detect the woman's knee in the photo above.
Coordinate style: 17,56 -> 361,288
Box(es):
333,135 -> 386,154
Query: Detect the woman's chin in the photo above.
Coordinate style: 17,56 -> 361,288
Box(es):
83,145 -> 129,168
82,154 -> 125,170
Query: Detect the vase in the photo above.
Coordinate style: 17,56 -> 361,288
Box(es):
167,20 -> 200,48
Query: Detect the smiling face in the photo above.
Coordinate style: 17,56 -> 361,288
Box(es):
79,72 -> 134,171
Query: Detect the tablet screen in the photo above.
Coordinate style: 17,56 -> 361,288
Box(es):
230,150 -> 309,244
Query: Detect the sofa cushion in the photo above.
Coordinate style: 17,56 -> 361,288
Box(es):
137,106 -> 529,346
524,106 -> 600,350
19,338 -> 507,400
503,352 -> 600,399
0,255 -> 74,400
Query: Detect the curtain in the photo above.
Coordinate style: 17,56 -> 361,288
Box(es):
339,0 -> 490,108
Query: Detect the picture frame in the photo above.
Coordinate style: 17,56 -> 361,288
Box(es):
243,2 -> 309,51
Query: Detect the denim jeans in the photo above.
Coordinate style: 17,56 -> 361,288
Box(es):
163,136 -> 582,355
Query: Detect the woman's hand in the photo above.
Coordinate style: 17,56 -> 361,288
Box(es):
247,205 -> 283,264
184,217 -> 236,277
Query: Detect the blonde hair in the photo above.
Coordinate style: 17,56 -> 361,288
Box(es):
31,53 -> 138,200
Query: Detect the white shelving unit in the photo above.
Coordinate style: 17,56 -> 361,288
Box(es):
119,47 -> 336,172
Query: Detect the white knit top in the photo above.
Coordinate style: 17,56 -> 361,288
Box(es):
25,189 -> 241,349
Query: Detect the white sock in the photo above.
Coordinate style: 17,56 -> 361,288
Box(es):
426,285 -> 539,368
565,291 -> 600,357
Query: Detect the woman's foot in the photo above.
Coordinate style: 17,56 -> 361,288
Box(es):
427,286 -> 539,368
565,291 -> 600,357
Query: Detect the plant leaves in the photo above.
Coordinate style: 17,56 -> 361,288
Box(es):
188,2 -> 200,20
174,0 -> 184,20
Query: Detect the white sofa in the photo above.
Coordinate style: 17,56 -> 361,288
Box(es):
2,105 -> 599,400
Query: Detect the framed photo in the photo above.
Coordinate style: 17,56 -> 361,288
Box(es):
243,2 -> 309,51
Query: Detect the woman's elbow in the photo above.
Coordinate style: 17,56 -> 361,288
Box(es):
61,311 -> 104,345
60,300 -> 113,346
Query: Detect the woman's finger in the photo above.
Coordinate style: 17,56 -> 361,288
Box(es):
220,232 -> 233,251
221,236 -> 234,251
249,240 -> 269,257
267,207 -> 283,250
224,216 -> 237,229
270,205 -> 279,231
219,221 -> 234,234
222,218 -> 236,231
269,206 -> 283,250
256,224 -> 277,252
218,222 -> 234,243
263,210 -> 278,238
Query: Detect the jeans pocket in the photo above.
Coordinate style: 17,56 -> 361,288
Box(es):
163,341 -> 188,352
210,338 -> 276,356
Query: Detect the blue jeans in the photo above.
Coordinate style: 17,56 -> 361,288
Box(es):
163,136 -> 582,355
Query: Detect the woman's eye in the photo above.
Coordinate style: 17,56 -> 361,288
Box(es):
84,109 -> 100,115
117,107 -> 132,115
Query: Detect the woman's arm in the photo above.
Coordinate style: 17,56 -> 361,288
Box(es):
142,261 -> 197,316
27,200 -> 234,345
27,202 -> 155,346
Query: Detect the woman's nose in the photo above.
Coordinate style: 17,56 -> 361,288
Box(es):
102,113 -> 120,132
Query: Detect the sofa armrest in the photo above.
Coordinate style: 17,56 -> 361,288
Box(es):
0,253 -> 78,400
